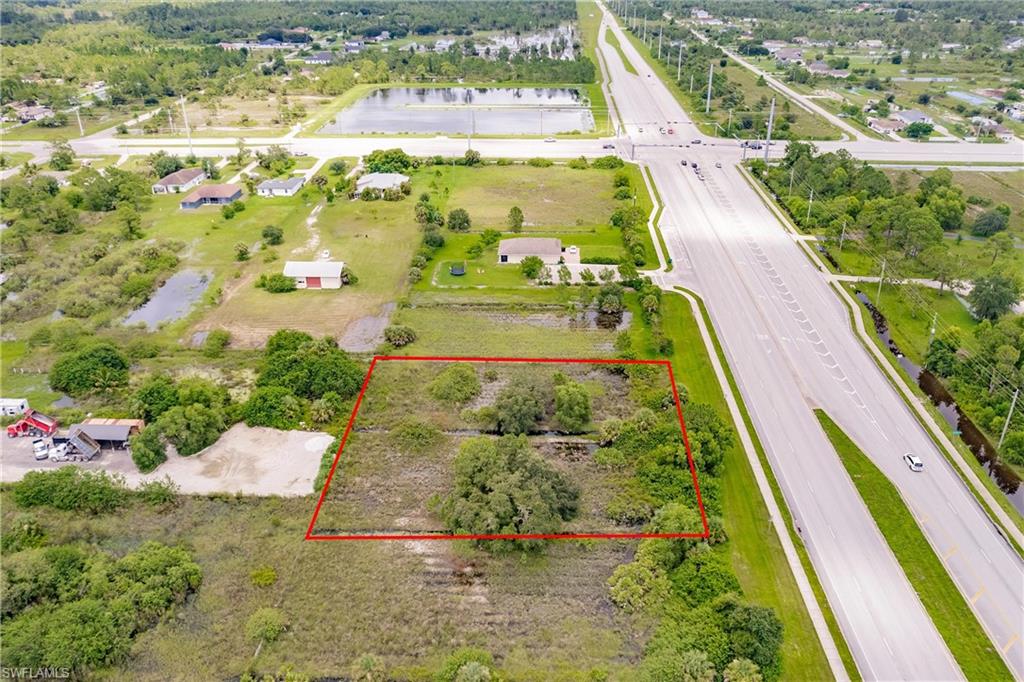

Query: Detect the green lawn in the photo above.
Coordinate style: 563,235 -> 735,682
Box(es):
0,151 -> 34,169
0,341 -> 61,409
854,283 -> 978,366
576,0 -> 614,135
816,411 -> 1014,682
0,105 -> 144,141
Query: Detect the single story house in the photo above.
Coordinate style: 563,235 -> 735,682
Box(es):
68,422 -> 134,450
344,40 -> 364,53
355,172 -> 409,192
282,260 -> 346,289
867,117 -> 907,134
15,104 -> 55,122
152,167 -> 206,194
257,176 -> 305,197
498,237 -> 565,265
893,109 -> 933,125
775,48 -> 805,65
0,398 -> 28,416
180,184 -> 242,209
305,51 -> 334,65
806,61 -> 851,78
762,40 -> 787,53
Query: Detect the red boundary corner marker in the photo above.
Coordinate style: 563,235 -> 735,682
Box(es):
305,356 -> 710,541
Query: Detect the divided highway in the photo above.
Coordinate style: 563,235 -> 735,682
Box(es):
596,5 -> 1023,680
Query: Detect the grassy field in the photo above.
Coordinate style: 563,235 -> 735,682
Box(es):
0,341 -> 61,409
0,104 -> 145,141
0,151 -> 34,169
853,283 -> 978,366
0,492 -> 644,681
815,411 -> 1014,682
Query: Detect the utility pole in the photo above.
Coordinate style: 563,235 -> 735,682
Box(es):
998,389 -> 1020,448
806,188 -> 814,223
877,258 -> 886,304
74,107 -> 84,136
689,73 -> 694,92
658,26 -> 663,60
789,166 -> 795,197
167,108 -> 174,133
763,97 -> 776,163
179,96 -> 193,156
927,311 -> 938,350
677,43 -> 683,81
839,219 -> 847,250
643,17 -> 647,44
705,63 -> 714,114
727,109 -> 733,135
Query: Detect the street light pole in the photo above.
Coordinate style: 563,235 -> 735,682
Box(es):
705,63 -> 714,114
877,258 -> 886,304
998,389 -> 1020,449
179,96 -> 193,156
763,97 -> 775,163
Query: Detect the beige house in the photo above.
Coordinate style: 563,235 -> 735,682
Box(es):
498,237 -> 574,265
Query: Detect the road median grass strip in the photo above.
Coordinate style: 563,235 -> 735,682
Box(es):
815,410 -> 1014,681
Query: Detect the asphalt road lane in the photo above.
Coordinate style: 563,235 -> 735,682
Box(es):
596,4 -> 1022,679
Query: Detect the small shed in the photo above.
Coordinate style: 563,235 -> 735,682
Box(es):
498,237 -> 563,265
283,260 -> 346,289
0,398 -> 28,416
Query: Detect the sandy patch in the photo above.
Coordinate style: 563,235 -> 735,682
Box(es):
0,424 -> 332,497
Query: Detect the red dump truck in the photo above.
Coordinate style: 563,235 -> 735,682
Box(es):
6,409 -> 58,438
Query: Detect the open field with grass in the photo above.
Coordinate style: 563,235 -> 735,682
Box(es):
0,105 -> 144,141
816,411 -> 1013,681
313,359 -> 681,536
0,151 -> 34,169
852,283 -> 978,366
0,491 -> 644,681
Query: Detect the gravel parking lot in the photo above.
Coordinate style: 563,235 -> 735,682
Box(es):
0,424 -> 332,496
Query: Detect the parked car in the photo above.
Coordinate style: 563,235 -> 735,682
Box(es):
680,159 -> 687,166
544,137 -> 556,143
667,128 -> 675,134
32,439 -> 49,460
659,127 -> 666,134
902,453 -> 924,472
691,162 -> 698,168
294,151 -> 308,157
715,161 -> 722,168
638,127 -> 644,132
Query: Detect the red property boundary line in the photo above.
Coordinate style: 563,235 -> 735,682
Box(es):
305,355 -> 710,541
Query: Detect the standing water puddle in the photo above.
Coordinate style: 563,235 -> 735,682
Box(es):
124,269 -> 211,330
855,291 -> 1023,513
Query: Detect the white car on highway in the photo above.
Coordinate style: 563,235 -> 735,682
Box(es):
902,453 -> 924,472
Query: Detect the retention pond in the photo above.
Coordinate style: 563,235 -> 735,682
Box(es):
318,87 -> 595,135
